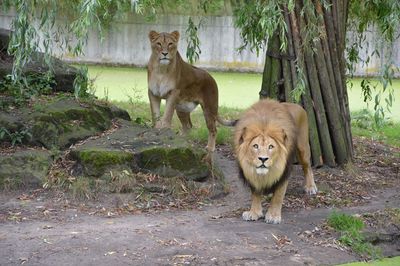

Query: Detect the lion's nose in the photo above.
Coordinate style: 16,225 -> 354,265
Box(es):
258,157 -> 268,163
162,52 -> 168,56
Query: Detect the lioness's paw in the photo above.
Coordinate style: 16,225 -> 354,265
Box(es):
202,152 -> 214,165
242,211 -> 263,221
155,120 -> 171,129
304,184 -> 318,195
264,212 -> 281,224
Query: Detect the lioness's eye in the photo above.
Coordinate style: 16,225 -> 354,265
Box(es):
268,144 -> 274,149
253,144 -> 259,149
168,42 -> 173,47
156,42 -> 162,47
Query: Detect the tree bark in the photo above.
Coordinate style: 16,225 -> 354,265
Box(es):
260,0 -> 353,166
260,32 -> 281,100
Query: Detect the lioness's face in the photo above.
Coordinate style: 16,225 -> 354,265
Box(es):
248,135 -> 280,175
149,30 -> 180,65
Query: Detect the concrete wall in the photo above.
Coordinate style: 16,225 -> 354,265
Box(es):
64,14 -> 267,72
1,12 -> 399,76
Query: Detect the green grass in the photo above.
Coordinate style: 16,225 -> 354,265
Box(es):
347,78 -> 400,121
328,211 -> 365,232
337,257 -> 400,266
351,109 -> 400,147
327,211 -> 381,259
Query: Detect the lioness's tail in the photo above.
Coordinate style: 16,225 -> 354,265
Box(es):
217,116 -> 238,127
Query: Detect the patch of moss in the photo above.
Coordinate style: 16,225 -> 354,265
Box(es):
79,150 -> 133,167
138,147 -> 209,181
73,149 -> 134,177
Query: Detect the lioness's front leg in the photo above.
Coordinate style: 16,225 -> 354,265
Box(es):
242,192 -> 264,221
265,180 -> 288,224
156,89 -> 180,128
148,90 -> 161,126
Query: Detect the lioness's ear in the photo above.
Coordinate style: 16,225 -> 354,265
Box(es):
149,30 -> 159,42
170,31 -> 180,41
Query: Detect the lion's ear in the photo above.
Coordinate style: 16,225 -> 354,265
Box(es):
281,129 -> 287,143
149,30 -> 159,42
272,128 -> 287,146
170,31 -> 180,41
276,128 -> 288,146
238,127 -> 247,145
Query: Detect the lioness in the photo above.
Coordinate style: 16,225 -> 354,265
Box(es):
147,30 -> 234,156
234,99 -> 317,224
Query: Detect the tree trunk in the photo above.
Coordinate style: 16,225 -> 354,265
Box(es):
260,0 -> 353,166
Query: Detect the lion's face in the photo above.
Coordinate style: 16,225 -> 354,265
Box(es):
149,31 -> 180,65
247,135 -> 281,175
236,124 -> 289,181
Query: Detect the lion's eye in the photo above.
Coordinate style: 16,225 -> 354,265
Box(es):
268,144 -> 274,149
253,144 -> 259,149
168,42 -> 173,47
156,42 -> 162,47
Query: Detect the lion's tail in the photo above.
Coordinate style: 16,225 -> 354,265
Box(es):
217,116 -> 238,127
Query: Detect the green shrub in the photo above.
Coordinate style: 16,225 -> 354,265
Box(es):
0,73 -> 55,105
0,127 -> 32,146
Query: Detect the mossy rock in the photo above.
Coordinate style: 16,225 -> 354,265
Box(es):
31,108 -> 110,149
70,149 -> 134,177
28,98 -> 130,149
137,147 -> 210,182
1,97 -> 131,149
0,150 -> 52,189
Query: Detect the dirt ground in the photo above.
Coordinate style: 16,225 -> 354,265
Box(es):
0,138 -> 399,266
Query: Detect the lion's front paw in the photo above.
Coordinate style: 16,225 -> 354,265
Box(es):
242,210 -> 264,221
304,184 -> 318,195
265,211 -> 281,224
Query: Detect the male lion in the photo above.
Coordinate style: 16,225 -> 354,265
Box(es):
147,30 -> 235,156
234,99 -> 317,224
